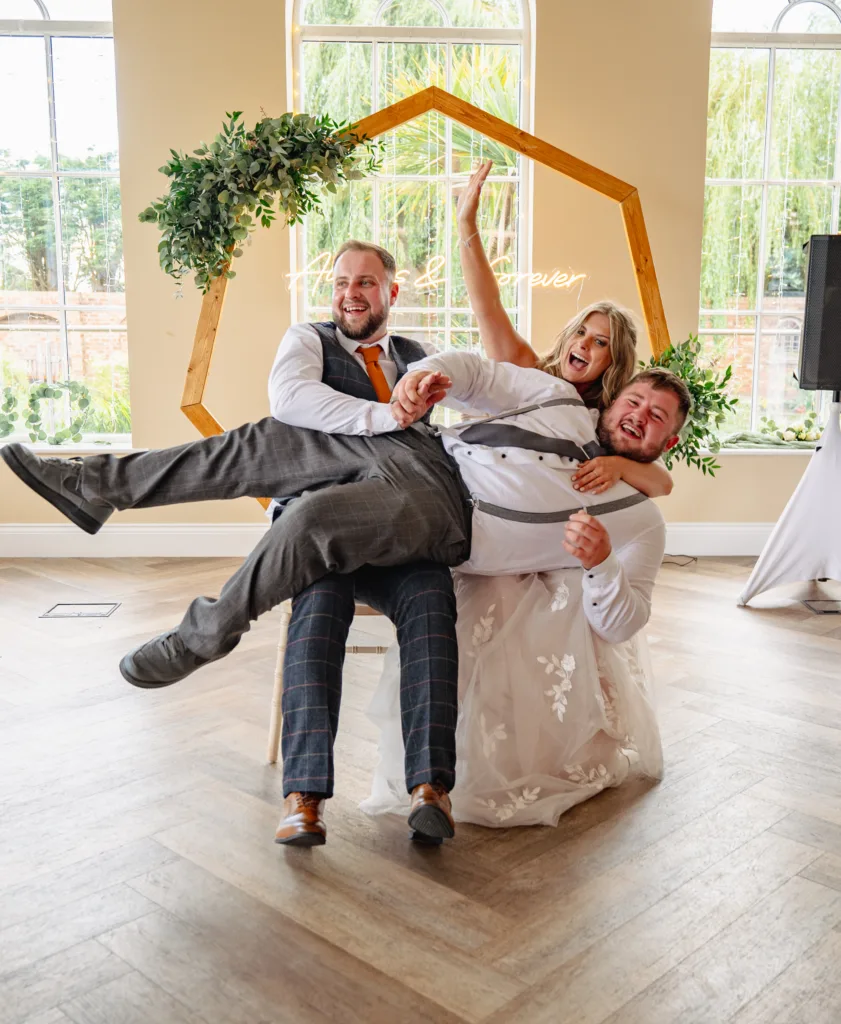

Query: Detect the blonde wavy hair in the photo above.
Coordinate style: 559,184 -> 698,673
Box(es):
537,300 -> 638,409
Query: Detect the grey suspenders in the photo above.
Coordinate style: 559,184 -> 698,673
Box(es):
437,396 -> 650,524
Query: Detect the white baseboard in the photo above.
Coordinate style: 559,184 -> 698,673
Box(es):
0,523 -> 270,558
665,523 -> 773,557
0,521 -> 774,558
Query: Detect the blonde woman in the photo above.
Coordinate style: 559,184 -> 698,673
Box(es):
456,159 -> 672,499
363,165 -> 672,830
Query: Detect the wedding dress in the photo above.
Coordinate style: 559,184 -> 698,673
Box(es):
361,569 -> 663,828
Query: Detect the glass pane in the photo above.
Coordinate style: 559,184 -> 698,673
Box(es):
59,176 -> 123,300
301,180 -> 373,311
0,0 -> 46,15
389,310 -> 445,330
0,327 -> 64,387
0,176 -> 58,303
706,48 -> 769,180
41,0 -> 112,18
379,0 -> 445,27
451,44 -> 520,175
451,329 -> 479,350
757,317 -> 824,428
777,2 -> 841,31
67,327 -> 130,434
700,184 -> 762,310
378,43 -> 446,176
770,49 -> 841,181
302,0 -> 521,27
0,37 -> 52,171
301,41 -> 372,124
379,180 -> 446,309
763,184 -> 832,312
712,0 -> 776,32
52,37 -> 119,171
450,179 -> 518,308
302,0 -> 380,23
698,326 -> 755,434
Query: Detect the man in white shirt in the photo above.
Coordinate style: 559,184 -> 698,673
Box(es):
0,244 -> 689,848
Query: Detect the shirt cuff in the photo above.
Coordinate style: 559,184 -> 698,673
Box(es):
582,549 -> 621,588
369,402 -> 402,434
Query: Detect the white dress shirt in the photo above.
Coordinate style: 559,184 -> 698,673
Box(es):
404,350 -> 666,644
268,322 -> 437,435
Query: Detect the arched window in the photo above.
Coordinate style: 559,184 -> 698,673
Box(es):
702,0 -> 841,435
0,0 -> 129,442
291,0 -> 531,353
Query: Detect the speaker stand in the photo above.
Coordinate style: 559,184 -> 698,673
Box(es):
739,397 -> 841,606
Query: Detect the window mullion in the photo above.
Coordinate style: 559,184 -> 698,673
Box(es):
44,31 -> 70,399
750,45 -> 777,432
444,39 -> 452,350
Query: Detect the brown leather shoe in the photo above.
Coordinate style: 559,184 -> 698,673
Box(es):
274,792 -> 326,846
408,783 -> 455,841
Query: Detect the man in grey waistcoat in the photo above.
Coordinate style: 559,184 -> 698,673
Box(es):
1,241 -> 466,848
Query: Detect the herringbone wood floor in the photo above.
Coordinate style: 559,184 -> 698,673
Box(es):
1,556 -> 841,1024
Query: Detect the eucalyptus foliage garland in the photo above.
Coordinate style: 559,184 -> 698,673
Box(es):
641,335 -> 739,476
0,381 -> 91,444
139,111 -> 378,292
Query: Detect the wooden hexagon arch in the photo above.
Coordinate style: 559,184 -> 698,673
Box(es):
181,86 -> 670,508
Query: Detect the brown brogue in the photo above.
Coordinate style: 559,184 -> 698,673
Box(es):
274,792 -> 326,846
408,783 -> 455,841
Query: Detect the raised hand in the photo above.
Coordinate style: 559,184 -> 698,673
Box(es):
390,369 -> 453,428
455,159 -> 493,231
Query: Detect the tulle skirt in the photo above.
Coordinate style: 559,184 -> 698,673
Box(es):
361,569 -> 663,828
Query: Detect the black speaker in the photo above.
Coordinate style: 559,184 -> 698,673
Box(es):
799,235 -> 841,390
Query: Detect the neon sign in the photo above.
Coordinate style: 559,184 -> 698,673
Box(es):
287,251 -> 587,292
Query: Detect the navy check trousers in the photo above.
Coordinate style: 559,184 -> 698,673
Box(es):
280,561 -> 458,799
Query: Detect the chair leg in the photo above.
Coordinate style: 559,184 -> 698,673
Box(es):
267,600 -> 293,764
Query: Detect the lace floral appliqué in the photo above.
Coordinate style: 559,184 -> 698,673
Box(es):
564,763 -> 612,787
539,653 -> 575,722
550,581 -> 570,612
469,603 -> 496,657
480,713 -> 507,757
479,786 -> 541,822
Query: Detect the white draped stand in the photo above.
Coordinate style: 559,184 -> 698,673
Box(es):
739,400 -> 841,606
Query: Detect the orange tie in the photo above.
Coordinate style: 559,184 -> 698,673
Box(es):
357,344 -> 392,403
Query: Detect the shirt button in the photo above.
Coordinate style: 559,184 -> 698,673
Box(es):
539,455 -> 544,461
588,574 -> 594,579
592,601 -> 597,606
501,453 -> 507,458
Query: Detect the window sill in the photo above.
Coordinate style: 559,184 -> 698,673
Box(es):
1,439 -> 144,456
704,446 -> 814,456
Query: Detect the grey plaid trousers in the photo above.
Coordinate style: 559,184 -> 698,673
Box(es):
77,416 -> 472,657
281,562 -> 458,798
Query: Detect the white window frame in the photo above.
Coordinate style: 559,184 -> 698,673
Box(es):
287,0 -> 534,348
705,2 -> 841,429
0,8 -> 126,441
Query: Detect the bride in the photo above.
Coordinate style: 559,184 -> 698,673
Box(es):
362,163 -> 670,828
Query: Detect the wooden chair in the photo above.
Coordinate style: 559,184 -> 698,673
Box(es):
267,600 -> 391,763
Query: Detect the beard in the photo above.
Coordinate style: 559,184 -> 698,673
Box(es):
597,417 -> 661,464
333,305 -> 389,341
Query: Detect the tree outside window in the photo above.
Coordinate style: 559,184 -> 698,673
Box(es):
703,0 -> 841,435
0,1 -> 129,443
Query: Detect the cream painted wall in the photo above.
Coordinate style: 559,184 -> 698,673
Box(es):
0,0 -> 810,526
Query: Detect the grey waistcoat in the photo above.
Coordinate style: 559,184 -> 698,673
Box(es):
272,322 -> 432,514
